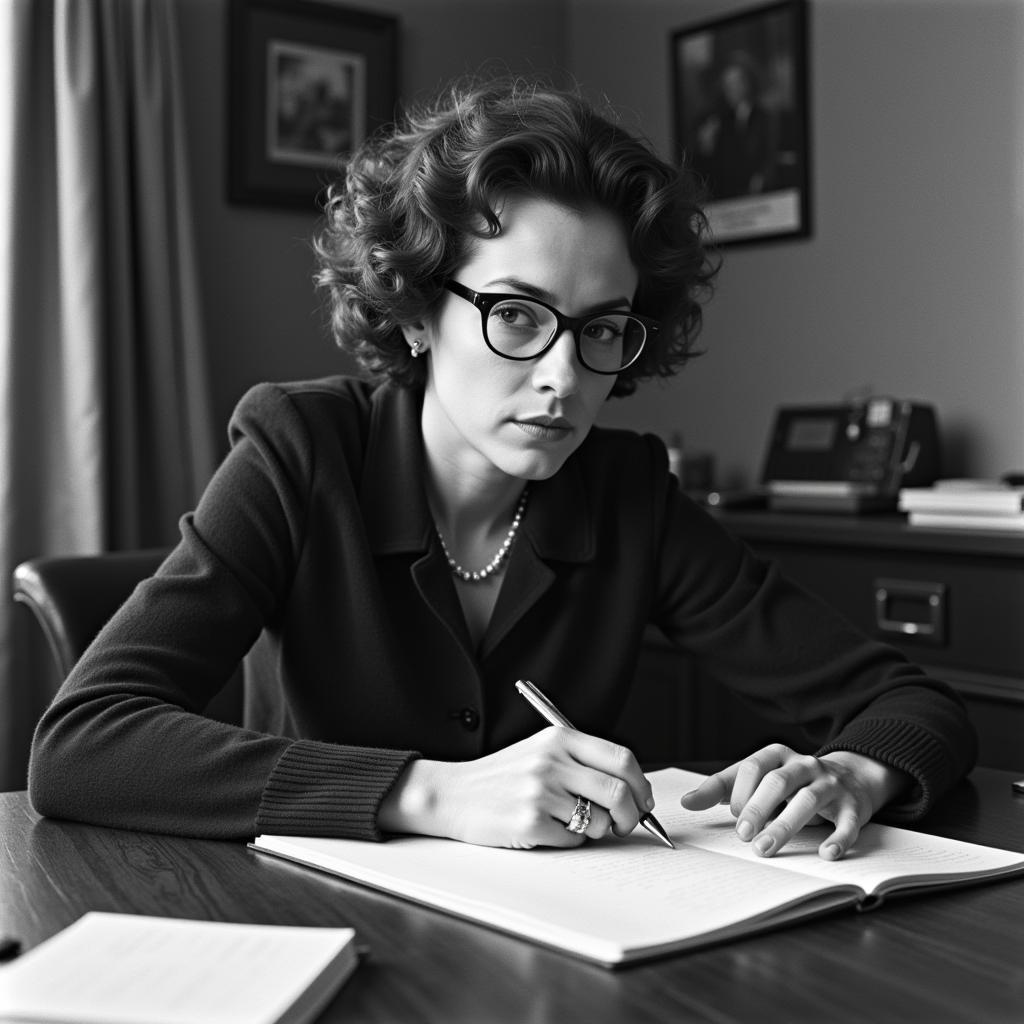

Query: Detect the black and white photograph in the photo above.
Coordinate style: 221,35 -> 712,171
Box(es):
1,0 -> 1023,1020
673,0 -> 811,245
266,40 -> 366,169
228,0 -> 397,207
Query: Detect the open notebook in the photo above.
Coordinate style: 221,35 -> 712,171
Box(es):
252,767 -> 1024,968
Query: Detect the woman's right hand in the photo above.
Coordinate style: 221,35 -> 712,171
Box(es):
378,727 -> 654,849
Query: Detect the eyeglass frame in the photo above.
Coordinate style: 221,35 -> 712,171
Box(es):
443,280 -> 658,375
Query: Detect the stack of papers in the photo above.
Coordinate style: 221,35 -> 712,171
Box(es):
899,480 -> 1024,531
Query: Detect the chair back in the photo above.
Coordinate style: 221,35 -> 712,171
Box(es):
12,549 -> 243,724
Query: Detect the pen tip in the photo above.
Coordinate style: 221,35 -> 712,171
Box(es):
642,814 -> 675,849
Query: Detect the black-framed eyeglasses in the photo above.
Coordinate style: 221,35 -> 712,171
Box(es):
445,280 -> 657,374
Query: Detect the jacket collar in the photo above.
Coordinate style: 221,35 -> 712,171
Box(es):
359,383 -> 594,565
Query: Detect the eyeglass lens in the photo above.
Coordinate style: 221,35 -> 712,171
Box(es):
485,298 -> 645,372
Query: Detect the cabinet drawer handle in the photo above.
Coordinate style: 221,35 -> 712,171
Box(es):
874,578 -> 947,644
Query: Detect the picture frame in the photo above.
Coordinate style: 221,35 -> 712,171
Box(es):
228,0 -> 399,209
671,0 -> 811,247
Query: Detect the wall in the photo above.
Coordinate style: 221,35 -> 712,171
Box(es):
175,0 -> 568,450
574,0 -> 1024,486
178,0 -> 1024,483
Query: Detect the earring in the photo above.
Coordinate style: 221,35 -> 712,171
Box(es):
410,339 -> 424,358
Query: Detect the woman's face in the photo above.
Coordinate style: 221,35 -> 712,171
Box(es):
415,195 -> 638,490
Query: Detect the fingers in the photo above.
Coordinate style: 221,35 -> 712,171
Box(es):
678,771 -> 733,810
732,750 -> 822,839
560,765 -> 641,839
561,729 -> 653,807
742,757 -> 874,860
742,782 -> 821,857
731,748 -> 811,817
680,745 -> 874,860
678,742 -> 794,812
558,730 -> 653,837
453,727 -> 650,849
559,794 -> 615,843
520,774 -> 625,849
818,803 -> 862,861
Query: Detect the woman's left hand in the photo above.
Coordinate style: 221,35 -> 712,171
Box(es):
679,745 -> 911,860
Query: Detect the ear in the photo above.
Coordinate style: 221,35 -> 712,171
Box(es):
400,321 -> 429,356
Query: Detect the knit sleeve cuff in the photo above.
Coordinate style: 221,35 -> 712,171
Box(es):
255,740 -> 420,841
816,718 -> 960,822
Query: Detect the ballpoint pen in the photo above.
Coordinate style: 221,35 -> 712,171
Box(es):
514,678 -> 675,849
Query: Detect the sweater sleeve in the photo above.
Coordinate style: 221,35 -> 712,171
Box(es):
29,383 -> 418,840
648,446 -> 976,820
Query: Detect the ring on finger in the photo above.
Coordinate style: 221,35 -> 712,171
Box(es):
565,795 -> 591,834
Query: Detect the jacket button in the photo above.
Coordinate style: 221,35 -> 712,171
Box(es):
455,707 -> 480,731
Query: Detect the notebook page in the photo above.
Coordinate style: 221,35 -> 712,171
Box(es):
256,813 -> 856,963
652,768 -> 1024,895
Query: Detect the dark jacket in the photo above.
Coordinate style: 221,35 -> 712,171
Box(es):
29,377 -> 976,839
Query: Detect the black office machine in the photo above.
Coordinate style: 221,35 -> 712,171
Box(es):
760,398 -> 941,513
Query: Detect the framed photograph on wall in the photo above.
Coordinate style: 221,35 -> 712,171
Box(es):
671,0 -> 811,246
228,0 -> 398,209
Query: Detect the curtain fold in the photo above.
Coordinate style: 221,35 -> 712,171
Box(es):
0,0 -> 216,789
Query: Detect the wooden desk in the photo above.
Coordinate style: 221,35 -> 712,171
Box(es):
3,770 -> 1023,1023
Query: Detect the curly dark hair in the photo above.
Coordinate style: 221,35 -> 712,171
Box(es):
313,76 -> 718,397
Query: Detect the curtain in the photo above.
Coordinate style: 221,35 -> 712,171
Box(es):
0,0 -> 216,790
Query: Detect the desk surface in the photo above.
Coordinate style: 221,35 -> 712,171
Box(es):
3,769 -> 1023,1024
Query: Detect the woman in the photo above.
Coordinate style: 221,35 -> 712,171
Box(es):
29,78 -> 975,860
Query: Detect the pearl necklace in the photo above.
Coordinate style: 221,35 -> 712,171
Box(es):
436,486 -> 529,583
